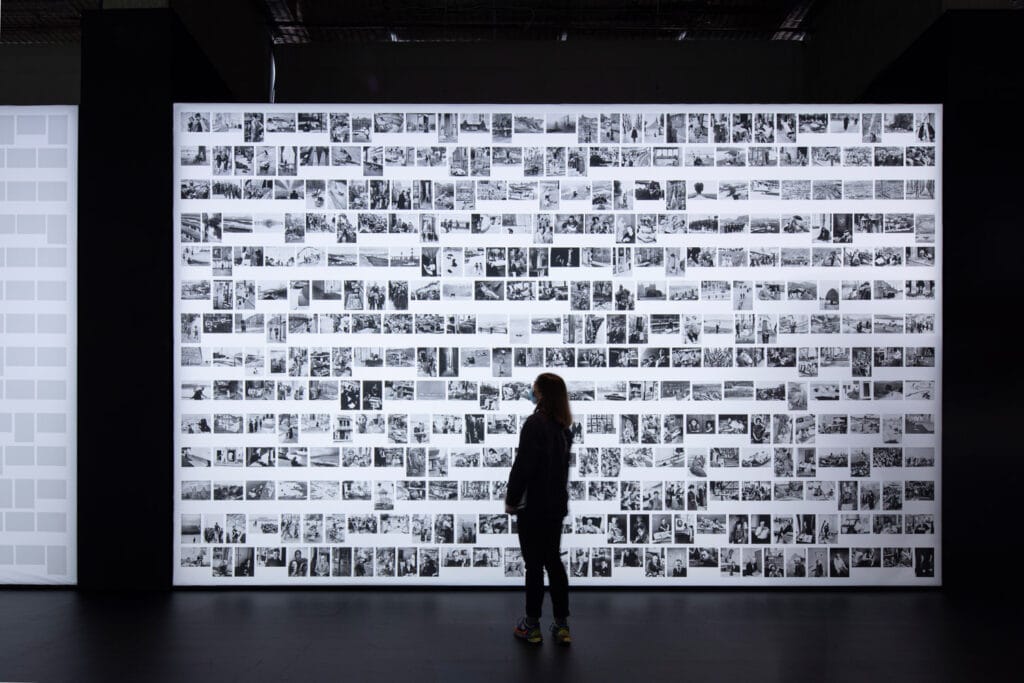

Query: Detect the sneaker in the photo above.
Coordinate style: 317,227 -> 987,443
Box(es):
514,616 -> 543,644
550,620 -> 572,645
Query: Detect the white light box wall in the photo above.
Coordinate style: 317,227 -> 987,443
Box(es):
174,104 -> 940,586
0,106 -> 77,584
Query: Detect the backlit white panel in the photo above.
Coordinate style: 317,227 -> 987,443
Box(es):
0,106 -> 77,585
174,104 -> 940,585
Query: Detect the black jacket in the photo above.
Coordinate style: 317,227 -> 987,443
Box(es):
505,412 -> 572,520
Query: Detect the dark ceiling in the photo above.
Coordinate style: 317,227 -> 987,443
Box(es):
0,0 -> 819,45
261,0 -> 819,43
0,0 -> 100,44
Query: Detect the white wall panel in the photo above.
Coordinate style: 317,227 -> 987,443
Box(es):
0,106 -> 77,585
174,104 -> 940,585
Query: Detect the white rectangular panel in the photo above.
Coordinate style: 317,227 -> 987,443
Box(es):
174,104 -> 940,585
0,106 -> 77,585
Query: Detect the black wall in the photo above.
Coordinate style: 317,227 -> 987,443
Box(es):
862,10 -> 1024,592
72,8 -> 1021,590
272,40 -> 805,104
77,9 -> 234,590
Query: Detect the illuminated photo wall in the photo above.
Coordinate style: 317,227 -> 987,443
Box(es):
174,104 -> 940,585
0,106 -> 77,584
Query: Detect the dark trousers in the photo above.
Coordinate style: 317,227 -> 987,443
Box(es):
517,515 -> 569,620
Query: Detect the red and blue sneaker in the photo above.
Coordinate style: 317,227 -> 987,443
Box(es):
513,616 -> 543,644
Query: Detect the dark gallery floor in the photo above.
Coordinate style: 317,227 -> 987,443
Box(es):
0,588 -> 1012,682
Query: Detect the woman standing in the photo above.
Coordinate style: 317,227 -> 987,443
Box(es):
505,373 -> 574,645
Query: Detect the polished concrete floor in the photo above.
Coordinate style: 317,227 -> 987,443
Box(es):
0,589 -> 1010,682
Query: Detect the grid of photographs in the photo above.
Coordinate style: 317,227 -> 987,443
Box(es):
174,104 -> 940,585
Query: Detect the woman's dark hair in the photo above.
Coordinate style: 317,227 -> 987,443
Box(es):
533,372 -> 573,428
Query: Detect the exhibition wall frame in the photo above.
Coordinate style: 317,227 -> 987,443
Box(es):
0,106 -> 77,585
174,104 -> 940,586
